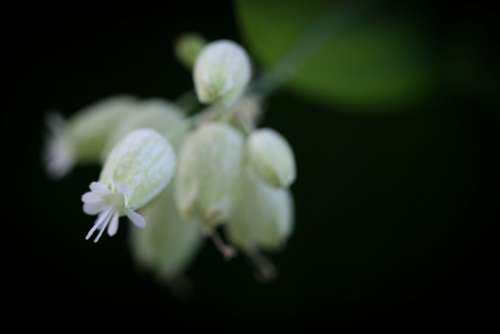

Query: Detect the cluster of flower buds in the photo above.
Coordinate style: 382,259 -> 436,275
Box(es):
44,36 -> 296,283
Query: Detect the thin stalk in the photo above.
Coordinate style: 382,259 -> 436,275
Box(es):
251,1 -> 372,99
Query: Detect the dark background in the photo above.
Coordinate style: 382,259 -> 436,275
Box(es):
2,1 -> 499,330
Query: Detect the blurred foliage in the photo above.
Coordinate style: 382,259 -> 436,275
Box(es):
237,0 -> 434,109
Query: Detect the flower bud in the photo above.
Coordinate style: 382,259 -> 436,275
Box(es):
226,168 -> 294,252
247,128 -> 296,188
82,128 -> 176,242
44,95 -> 138,178
129,186 -> 202,281
175,33 -> 207,69
194,40 -> 251,106
175,122 -> 244,228
103,98 -> 188,158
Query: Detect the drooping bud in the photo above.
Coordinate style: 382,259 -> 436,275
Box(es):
103,98 -> 188,158
193,40 -> 251,106
247,128 -> 296,188
226,167 -> 294,281
82,128 -> 176,242
227,168 -> 294,252
175,122 -> 244,228
44,95 -> 138,178
175,33 -> 207,69
129,186 -> 202,282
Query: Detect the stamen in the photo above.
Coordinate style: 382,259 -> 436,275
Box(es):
93,208 -> 115,243
85,207 -> 113,241
248,251 -> 277,283
209,230 -> 236,260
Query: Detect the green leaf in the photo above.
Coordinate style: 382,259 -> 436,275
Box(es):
237,0 -> 433,109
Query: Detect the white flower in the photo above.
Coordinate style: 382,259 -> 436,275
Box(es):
227,168 -> 294,252
247,128 -> 296,188
82,128 -> 176,242
102,98 -> 188,158
82,182 -> 145,242
43,95 -> 138,178
175,122 -> 244,227
129,186 -> 202,281
226,167 -> 294,281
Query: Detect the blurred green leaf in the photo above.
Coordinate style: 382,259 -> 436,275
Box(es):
237,0 -> 433,109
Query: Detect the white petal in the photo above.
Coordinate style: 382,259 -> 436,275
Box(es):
107,212 -> 120,236
89,182 -> 112,195
126,209 -> 146,228
81,192 -> 103,203
83,202 -> 106,215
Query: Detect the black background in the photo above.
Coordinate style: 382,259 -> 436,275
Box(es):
2,1 -> 499,331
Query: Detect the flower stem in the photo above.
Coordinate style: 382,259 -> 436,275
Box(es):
250,1 -> 372,99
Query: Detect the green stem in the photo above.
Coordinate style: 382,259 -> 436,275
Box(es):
250,1 -> 371,99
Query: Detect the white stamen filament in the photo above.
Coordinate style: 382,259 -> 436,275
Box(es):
210,230 -> 236,260
88,207 -> 115,243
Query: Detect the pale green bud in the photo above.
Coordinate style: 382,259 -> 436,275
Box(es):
129,186 -> 202,281
102,98 -> 188,158
227,168 -> 294,252
44,95 -> 138,178
247,128 -> 296,188
81,128 -> 176,242
194,40 -> 251,106
175,33 -> 207,69
175,122 -> 244,228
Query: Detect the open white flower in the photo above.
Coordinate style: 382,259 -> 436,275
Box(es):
82,182 -> 145,242
43,95 -> 138,178
102,98 -> 188,158
82,128 -> 176,242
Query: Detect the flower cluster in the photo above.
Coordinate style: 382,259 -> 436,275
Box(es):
44,36 -> 296,283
